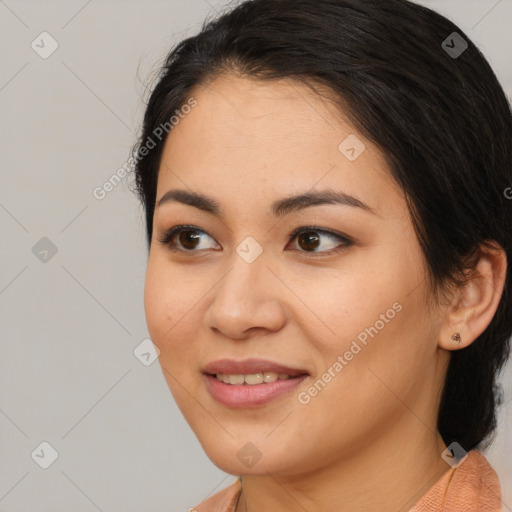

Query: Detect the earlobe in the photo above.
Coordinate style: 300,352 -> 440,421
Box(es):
438,241 -> 507,352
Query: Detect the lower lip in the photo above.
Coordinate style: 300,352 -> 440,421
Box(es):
204,374 -> 308,408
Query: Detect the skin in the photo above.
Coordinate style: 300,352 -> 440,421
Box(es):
144,73 -> 507,512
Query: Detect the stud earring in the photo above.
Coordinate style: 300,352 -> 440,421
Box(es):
451,332 -> 462,343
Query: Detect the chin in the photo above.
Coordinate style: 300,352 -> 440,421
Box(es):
197,434 -> 303,476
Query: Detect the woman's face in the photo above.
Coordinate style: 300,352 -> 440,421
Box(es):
144,74 -> 449,476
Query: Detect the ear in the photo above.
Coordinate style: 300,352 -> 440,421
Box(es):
438,241 -> 507,351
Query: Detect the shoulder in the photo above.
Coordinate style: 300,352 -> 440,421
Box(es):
193,479 -> 242,512
410,449 -> 501,511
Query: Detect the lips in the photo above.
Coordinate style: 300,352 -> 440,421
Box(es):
202,358 -> 309,378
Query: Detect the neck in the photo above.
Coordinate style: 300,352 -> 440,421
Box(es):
235,426 -> 449,512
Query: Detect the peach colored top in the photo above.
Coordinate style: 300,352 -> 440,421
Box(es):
193,450 -> 501,512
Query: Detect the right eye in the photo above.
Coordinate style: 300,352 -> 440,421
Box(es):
158,225 -> 221,253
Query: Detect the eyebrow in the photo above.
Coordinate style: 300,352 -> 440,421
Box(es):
156,188 -> 378,217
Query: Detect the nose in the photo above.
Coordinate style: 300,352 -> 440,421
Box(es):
204,253 -> 287,340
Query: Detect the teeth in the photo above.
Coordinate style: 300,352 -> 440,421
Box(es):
229,374 -> 245,385
215,372 -> 293,385
244,373 -> 263,385
263,372 -> 279,383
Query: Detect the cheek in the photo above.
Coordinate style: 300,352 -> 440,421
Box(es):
291,248 -> 431,401
144,264 -> 171,346
287,300 -> 431,461
144,256 -> 209,371
288,265 -> 404,356
144,259 -> 205,412
144,258 -> 192,354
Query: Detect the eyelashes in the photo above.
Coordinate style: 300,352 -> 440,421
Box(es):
157,224 -> 353,256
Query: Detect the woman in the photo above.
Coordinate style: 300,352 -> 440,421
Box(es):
133,0 -> 511,510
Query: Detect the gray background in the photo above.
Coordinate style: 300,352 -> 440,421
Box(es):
1,0 -> 511,510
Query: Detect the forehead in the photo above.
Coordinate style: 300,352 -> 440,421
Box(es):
156,73 -> 402,219
181,74 -> 351,153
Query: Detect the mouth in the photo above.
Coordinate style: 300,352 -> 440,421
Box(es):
210,371 -> 297,385
202,358 -> 309,407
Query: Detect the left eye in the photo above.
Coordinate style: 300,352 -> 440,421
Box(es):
287,227 -> 352,253
158,225 -> 352,254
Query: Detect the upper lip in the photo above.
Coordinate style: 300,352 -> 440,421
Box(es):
203,358 -> 309,377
